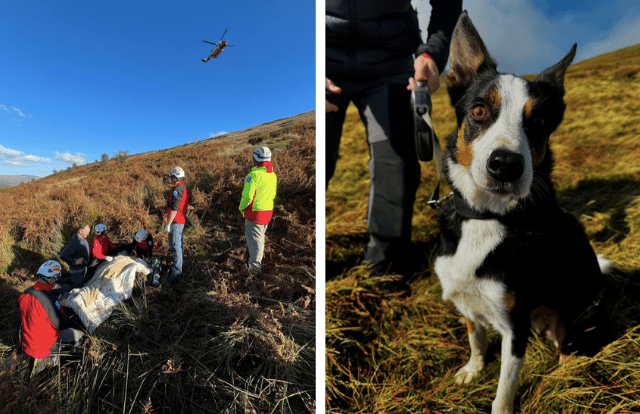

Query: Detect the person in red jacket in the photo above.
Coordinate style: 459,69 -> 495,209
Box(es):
165,166 -> 190,285
89,223 -> 116,268
129,229 -> 155,263
18,260 -> 84,375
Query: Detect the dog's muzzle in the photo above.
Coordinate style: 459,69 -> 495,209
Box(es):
486,149 -> 525,184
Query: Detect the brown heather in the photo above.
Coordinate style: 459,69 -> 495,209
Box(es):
0,111 -> 316,413
327,45 -> 640,412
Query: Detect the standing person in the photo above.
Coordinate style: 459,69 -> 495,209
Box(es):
18,260 -> 84,375
59,223 -> 91,289
165,167 -> 189,284
89,223 -> 115,269
239,147 -> 277,276
325,0 -> 462,277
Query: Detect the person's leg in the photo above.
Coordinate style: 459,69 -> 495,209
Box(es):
69,268 -> 86,289
168,223 -> 184,282
245,219 -> 268,274
60,328 -> 84,347
326,80 -> 357,187
354,72 -> 420,274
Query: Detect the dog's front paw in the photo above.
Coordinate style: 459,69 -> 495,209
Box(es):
454,360 -> 483,385
491,401 -> 514,414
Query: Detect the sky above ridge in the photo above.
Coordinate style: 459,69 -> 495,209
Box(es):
2,1 -> 639,177
414,0 -> 640,75
0,1 -> 315,176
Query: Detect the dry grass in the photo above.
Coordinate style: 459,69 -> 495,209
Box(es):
0,111 -> 315,413
326,44 -> 640,413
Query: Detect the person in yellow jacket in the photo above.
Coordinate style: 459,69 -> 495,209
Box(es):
239,147 -> 277,275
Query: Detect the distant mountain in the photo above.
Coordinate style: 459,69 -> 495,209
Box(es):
0,175 -> 39,188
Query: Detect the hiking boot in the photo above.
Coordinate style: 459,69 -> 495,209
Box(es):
31,355 -> 59,376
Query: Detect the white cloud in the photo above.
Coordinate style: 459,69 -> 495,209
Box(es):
0,104 -> 8,112
13,107 -> 25,117
17,154 -> 52,163
0,144 -> 22,159
580,10 -> 640,61
412,0 -> 640,75
4,159 -> 26,167
210,131 -> 229,138
54,151 -> 86,165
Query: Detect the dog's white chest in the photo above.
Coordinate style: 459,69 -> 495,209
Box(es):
435,219 -> 511,332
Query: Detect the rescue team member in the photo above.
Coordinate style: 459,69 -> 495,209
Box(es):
60,223 -> 91,289
129,229 -> 154,263
165,167 -> 189,285
239,147 -> 277,276
18,261 -> 83,374
89,223 -> 115,269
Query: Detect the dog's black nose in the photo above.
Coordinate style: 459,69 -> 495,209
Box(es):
486,149 -> 525,183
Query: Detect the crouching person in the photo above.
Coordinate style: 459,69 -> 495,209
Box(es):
18,261 -> 84,375
129,229 -> 155,263
239,147 -> 277,275
89,223 -> 116,269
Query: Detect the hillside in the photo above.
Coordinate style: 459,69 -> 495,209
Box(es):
0,111 -> 316,413
326,44 -> 640,413
0,175 -> 39,188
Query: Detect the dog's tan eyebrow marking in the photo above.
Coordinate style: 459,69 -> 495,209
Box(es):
486,87 -> 502,111
456,123 -> 474,168
524,97 -> 537,118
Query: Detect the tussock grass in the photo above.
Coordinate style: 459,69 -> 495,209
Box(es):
326,45 -> 640,413
0,112 -> 315,413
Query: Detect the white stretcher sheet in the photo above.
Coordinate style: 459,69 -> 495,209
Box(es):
68,255 -> 151,333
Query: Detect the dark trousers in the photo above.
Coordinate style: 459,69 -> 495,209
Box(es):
326,70 -> 420,268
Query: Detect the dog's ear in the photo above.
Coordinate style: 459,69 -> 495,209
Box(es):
534,44 -> 577,90
446,11 -> 497,89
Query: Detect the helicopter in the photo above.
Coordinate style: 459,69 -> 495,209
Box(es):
201,28 -> 233,62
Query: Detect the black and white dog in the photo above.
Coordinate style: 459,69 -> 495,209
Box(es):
434,12 -> 614,414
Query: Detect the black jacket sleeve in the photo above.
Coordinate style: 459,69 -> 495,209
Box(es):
59,235 -> 78,267
416,0 -> 463,73
170,185 -> 185,211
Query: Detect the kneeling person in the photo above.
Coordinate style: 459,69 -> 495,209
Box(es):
129,229 -> 154,263
18,261 -> 83,374
89,223 -> 116,269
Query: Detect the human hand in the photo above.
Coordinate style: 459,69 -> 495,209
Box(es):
165,224 -> 171,233
58,292 -> 70,307
325,78 -> 341,113
408,54 -> 440,93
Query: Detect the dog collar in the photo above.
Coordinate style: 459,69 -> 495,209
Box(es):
453,192 -> 503,220
454,191 -> 559,225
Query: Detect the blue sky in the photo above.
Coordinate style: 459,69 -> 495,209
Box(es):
0,1 -> 315,176
414,0 -> 640,75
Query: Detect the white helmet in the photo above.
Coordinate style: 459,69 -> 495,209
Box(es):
95,223 -> 107,235
134,229 -> 149,243
170,166 -> 185,179
37,260 -> 62,283
253,147 -> 272,162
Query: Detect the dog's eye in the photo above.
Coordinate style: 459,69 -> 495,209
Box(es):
471,105 -> 487,120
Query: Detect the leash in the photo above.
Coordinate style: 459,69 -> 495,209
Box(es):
426,132 -> 453,210
411,80 -> 453,210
